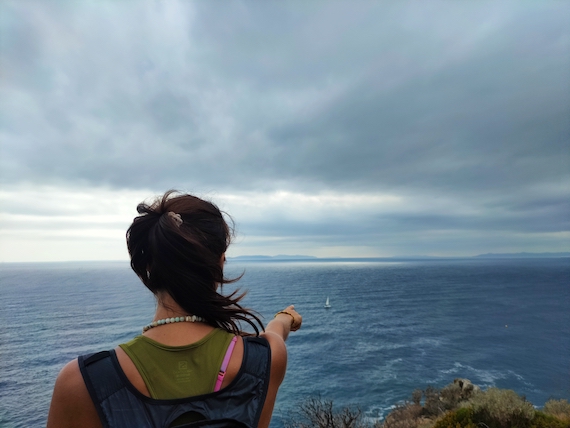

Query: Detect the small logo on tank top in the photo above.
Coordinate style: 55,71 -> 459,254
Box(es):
174,360 -> 192,383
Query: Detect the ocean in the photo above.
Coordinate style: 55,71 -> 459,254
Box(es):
1,258 -> 569,427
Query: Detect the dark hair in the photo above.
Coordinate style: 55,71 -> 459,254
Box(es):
126,190 -> 263,335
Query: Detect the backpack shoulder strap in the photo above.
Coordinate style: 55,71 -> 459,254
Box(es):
236,336 -> 272,425
79,349 -> 157,427
78,350 -> 118,428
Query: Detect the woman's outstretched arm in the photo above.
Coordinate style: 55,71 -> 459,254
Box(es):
258,305 -> 302,428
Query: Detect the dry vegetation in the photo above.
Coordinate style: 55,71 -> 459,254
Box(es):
285,380 -> 570,428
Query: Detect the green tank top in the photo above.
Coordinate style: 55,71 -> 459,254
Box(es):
119,328 -> 234,399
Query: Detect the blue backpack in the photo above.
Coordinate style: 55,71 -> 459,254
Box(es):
78,336 -> 271,428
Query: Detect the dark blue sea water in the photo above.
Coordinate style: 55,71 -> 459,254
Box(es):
1,258 -> 569,427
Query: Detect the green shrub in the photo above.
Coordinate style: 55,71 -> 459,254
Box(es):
529,411 -> 570,428
432,408 -> 477,428
543,399 -> 570,422
420,382 -> 475,417
466,387 -> 535,428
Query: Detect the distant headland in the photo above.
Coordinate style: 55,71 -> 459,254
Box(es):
229,252 -> 570,261
472,252 -> 570,258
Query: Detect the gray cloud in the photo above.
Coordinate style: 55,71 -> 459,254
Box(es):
0,0 -> 568,259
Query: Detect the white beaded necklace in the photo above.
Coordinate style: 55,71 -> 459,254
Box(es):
142,315 -> 205,333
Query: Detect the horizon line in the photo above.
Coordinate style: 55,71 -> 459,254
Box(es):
2,251 -> 569,264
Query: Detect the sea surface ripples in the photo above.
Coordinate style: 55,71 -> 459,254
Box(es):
1,258 -> 568,427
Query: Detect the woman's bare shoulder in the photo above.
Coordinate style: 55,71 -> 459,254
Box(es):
47,359 -> 102,428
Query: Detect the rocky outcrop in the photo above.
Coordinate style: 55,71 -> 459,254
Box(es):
453,378 -> 480,400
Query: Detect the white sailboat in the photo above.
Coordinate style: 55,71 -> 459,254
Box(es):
324,296 -> 331,309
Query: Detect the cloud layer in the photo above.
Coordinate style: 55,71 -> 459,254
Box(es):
1,1 -> 568,261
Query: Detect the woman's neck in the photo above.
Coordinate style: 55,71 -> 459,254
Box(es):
143,292 -> 214,344
153,292 -> 189,321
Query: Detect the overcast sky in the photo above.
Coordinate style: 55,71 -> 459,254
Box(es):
1,1 -> 569,262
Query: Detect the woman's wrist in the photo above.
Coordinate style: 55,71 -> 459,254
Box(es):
274,310 -> 301,331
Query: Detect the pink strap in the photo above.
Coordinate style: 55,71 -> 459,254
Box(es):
214,336 -> 238,392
